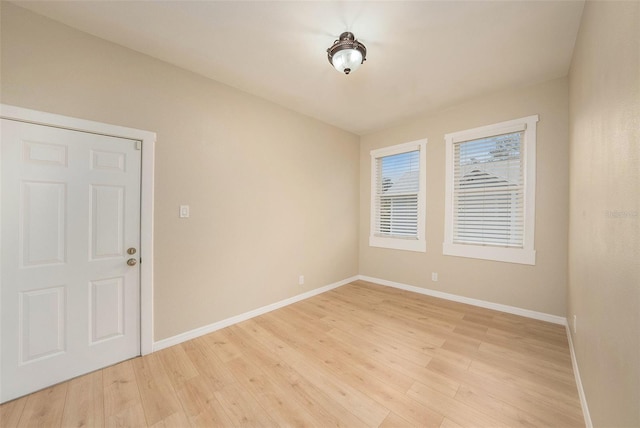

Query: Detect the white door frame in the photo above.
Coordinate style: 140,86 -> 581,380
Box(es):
1,104 -> 155,356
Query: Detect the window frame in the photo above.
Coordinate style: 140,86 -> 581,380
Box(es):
369,139 -> 427,252
443,115 -> 538,265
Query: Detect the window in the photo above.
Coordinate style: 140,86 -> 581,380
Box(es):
370,140 -> 427,252
443,115 -> 538,265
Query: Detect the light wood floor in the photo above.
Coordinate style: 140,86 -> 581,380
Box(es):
1,280 -> 584,427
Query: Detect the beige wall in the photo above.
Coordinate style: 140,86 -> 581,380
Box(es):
0,3 -> 360,341
568,1 -> 640,426
360,77 -> 570,316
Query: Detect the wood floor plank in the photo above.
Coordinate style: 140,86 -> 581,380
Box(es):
104,403 -> 147,428
263,311 -> 416,393
181,338 -> 236,392
156,344 -> 199,390
103,360 -> 142,418
319,309 -> 435,367
427,357 -> 584,426
148,410 -> 190,428
61,370 -> 104,428
440,417 -> 466,428
468,358 -> 580,400
379,412 -> 414,428
327,326 -> 460,398
213,381 -> 277,427
227,324 -> 371,428
408,380 -> 508,428
174,375 -> 234,427
354,297 -> 480,348
256,314 -> 444,426
484,326 -> 572,362
131,353 -> 182,426
17,383 -> 67,428
200,329 -> 244,363
363,385 -> 443,427
0,395 -> 28,427
225,356 -> 322,427
1,281 -> 584,427
323,290 -> 450,347
282,302 -> 333,328
454,383 -> 558,428
474,341 -> 576,385
239,318 -> 389,427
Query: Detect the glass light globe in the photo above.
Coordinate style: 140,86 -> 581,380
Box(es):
332,48 -> 363,74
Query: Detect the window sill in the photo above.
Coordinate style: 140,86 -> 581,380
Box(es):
370,236 -> 426,252
443,242 -> 535,265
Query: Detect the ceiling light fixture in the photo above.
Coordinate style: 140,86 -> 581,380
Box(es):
327,32 -> 367,75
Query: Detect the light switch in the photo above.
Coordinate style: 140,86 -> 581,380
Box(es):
179,205 -> 190,218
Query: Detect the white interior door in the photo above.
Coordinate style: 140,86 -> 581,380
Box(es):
1,118 -> 141,403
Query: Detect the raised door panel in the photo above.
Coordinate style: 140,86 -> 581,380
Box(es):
23,141 -> 68,166
91,150 -> 126,172
89,277 -> 124,344
90,185 -> 125,260
20,181 -> 67,267
19,286 -> 66,364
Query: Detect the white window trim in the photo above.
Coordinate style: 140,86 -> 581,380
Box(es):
443,115 -> 538,265
370,139 -> 427,252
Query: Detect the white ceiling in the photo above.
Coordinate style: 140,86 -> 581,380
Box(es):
13,1 -> 585,135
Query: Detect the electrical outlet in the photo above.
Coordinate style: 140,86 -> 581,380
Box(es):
573,315 -> 577,334
179,205 -> 190,218
431,272 -> 438,282
298,275 -> 304,285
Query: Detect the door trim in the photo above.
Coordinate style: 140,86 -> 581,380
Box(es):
1,104 -> 155,356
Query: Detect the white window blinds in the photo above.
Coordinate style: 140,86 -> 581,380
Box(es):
374,150 -> 420,239
453,131 -> 524,248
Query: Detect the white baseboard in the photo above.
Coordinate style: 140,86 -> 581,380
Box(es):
152,275 -> 358,351
357,275 -> 567,325
565,325 -> 593,428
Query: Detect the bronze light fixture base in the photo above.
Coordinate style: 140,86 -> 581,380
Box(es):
327,32 -> 367,75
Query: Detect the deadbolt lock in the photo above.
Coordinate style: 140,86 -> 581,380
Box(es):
127,258 -> 137,266
127,247 -> 137,255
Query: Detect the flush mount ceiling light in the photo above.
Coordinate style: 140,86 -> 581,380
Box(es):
327,31 -> 367,75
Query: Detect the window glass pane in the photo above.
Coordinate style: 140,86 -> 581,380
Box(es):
375,149 -> 420,238
378,151 -> 420,194
453,132 -> 524,248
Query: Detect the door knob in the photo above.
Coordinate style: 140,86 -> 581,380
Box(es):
127,258 -> 137,266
